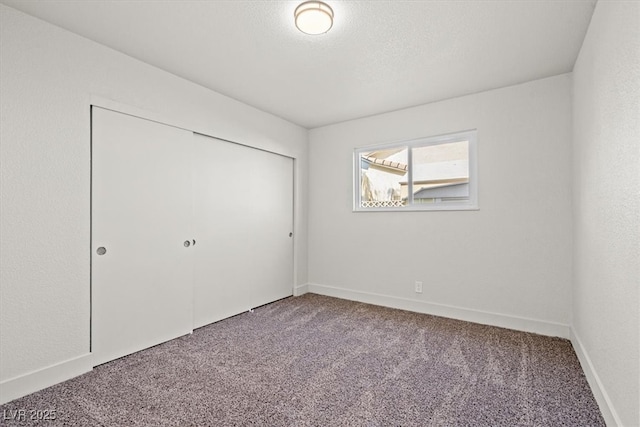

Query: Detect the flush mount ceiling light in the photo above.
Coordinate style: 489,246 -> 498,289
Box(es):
294,1 -> 334,35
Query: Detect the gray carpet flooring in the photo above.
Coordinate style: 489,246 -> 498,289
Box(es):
1,294 -> 605,426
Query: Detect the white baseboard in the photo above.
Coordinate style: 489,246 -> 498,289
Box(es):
293,283 -> 309,296
570,329 -> 622,427
307,283 -> 570,339
0,353 -> 93,404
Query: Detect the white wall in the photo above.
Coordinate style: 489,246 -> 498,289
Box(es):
572,1 -> 640,425
308,74 -> 573,336
0,4 -> 308,402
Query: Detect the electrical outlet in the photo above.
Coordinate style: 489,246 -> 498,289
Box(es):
415,281 -> 423,293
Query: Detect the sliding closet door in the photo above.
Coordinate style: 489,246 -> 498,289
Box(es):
91,107 -> 193,366
193,134 -> 294,328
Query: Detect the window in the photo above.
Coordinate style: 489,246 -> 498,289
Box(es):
354,130 -> 477,211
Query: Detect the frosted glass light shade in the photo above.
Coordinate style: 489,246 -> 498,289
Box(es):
295,1 -> 334,35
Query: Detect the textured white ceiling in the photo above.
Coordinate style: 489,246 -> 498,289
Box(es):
1,0 -> 596,128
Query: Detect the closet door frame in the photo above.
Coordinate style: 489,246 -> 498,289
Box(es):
89,97 -> 298,362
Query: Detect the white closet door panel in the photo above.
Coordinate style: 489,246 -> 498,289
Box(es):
193,134 -> 294,328
91,107 -> 193,366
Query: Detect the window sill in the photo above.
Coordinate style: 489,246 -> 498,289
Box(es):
353,204 -> 479,213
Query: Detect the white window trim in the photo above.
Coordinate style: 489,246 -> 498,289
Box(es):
353,130 -> 478,212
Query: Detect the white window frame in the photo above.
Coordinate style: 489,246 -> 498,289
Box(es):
353,130 -> 478,212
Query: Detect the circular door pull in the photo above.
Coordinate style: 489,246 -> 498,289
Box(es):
96,247 -> 107,255
184,240 -> 191,248
289,232 -> 293,237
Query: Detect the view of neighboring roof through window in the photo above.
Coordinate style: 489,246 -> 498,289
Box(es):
354,131 -> 477,211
